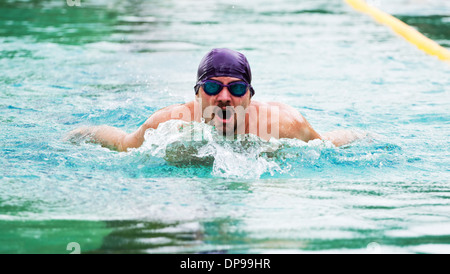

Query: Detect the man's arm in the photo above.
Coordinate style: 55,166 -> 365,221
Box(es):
65,125 -> 129,151
321,129 -> 366,147
65,122 -> 152,152
65,103 -> 193,152
277,103 -> 322,142
287,116 -> 362,147
278,103 -> 362,147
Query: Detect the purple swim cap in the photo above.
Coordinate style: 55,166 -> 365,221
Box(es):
195,48 -> 255,96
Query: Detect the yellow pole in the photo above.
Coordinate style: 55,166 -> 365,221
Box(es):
345,0 -> 450,62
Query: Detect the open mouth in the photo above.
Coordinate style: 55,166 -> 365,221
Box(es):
215,107 -> 234,124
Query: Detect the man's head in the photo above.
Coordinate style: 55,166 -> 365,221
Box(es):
194,48 -> 254,135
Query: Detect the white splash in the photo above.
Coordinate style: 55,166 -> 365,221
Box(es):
131,120 -> 292,178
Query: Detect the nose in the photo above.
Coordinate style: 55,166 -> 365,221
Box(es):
216,87 -> 232,103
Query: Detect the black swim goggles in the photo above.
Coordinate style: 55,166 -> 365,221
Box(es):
195,79 -> 250,97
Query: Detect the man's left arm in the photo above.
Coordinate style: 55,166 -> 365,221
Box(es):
277,104 -> 322,142
283,113 -> 323,142
279,105 -> 363,147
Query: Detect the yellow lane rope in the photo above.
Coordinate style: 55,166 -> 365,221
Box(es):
345,0 -> 450,62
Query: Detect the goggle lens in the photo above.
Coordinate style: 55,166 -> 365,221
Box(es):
202,80 -> 248,97
203,81 -> 222,95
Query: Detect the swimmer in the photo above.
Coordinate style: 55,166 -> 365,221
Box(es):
67,48 -> 364,151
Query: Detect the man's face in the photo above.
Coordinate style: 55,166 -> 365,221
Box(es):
196,76 -> 251,135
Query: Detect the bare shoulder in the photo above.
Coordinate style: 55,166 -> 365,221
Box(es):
251,101 -> 301,115
251,101 -> 305,124
143,101 -> 195,130
260,101 -> 321,141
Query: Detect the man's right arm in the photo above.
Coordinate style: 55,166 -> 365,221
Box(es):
65,103 -> 193,152
65,122 -> 152,152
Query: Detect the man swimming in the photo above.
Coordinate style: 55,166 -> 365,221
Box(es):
67,48 -> 362,151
